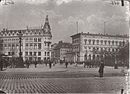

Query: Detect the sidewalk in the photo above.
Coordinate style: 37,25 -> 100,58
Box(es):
3,63 -> 128,74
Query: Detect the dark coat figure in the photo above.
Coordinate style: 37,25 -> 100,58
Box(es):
98,62 -> 104,77
26,60 -> 30,68
84,61 -> 86,68
34,61 -> 37,68
49,60 -> 52,69
65,61 -> 68,68
0,58 -> 3,71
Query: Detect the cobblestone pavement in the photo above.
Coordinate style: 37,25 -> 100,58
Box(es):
0,77 -> 126,94
0,64 -> 128,93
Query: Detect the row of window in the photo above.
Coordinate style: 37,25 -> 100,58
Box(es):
84,39 -> 125,46
25,51 -> 50,56
84,46 -> 119,52
3,38 -> 19,41
8,51 -> 50,57
25,57 -> 50,61
26,38 -> 41,42
26,43 -> 41,49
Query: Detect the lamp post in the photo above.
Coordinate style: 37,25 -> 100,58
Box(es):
15,30 -> 24,68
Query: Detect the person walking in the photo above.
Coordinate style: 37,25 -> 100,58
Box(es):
65,61 -> 68,68
0,58 -> 3,71
34,61 -> 37,68
49,59 -> 52,69
26,60 -> 30,68
98,60 -> 104,77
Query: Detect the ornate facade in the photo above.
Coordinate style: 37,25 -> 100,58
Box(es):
0,15 -> 52,61
71,32 -> 129,62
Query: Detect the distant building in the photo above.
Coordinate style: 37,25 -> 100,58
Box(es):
0,15 -> 52,61
51,43 -> 58,61
52,41 -> 73,62
71,32 -> 129,62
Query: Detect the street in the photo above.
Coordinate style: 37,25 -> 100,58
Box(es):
0,64 -> 128,93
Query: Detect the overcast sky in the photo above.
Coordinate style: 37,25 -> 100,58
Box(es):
0,0 -> 129,43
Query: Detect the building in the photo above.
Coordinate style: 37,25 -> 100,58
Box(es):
51,43 -> 58,61
52,41 -> 73,62
0,15 -> 52,61
71,32 -> 129,62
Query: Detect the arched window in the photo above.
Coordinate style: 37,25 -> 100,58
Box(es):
97,40 -> 99,45
100,40 -> 103,45
112,41 -> 114,45
93,40 -> 95,45
88,39 -> 91,44
108,41 -> 111,45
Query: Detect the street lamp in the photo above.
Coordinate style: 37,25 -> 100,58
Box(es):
15,30 -> 24,68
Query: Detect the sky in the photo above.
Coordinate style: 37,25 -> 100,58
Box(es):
0,0 -> 129,43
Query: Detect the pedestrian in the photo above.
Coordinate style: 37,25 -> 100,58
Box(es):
84,61 -> 86,68
0,58 -> 3,71
65,61 -> 68,68
34,61 -> 37,68
98,60 -> 104,77
26,60 -> 30,68
49,59 -> 52,69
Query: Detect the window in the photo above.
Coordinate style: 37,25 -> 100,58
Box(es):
122,41 -> 125,46
47,52 -> 50,56
26,43 -> 28,47
45,52 -> 46,56
119,41 -> 122,46
97,40 -> 99,45
25,52 -> 28,56
34,43 -> 37,49
116,41 -> 118,45
30,43 -> 33,46
108,41 -> 110,45
47,43 -> 50,47
100,48 -> 103,51
34,52 -> 37,56
38,57 -> 41,61
8,52 -> 11,55
104,40 -> 107,45
38,38 -> 41,42
26,38 -> 28,41
108,48 -> 110,52
30,52 -> 32,56
100,40 -> 103,45
34,38 -> 37,42
4,44 -> 7,47
38,52 -> 41,56
8,44 -> 11,47
112,41 -> 114,45
93,40 -> 95,45
112,49 -> 114,52
88,40 -> 91,44
38,43 -> 41,49
97,47 -> 99,51
84,39 -> 87,45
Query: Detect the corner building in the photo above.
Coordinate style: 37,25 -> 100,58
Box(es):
71,32 -> 129,62
0,15 -> 52,61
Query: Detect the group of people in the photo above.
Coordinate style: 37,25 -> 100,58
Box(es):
83,60 -> 100,68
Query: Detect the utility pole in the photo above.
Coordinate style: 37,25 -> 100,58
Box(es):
104,22 -> 106,35
76,21 -> 78,34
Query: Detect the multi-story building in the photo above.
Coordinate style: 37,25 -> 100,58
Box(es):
71,32 -> 129,62
0,15 -> 52,61
52,41 -> 73,62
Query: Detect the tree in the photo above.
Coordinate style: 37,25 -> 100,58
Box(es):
118,43 -> 129,68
